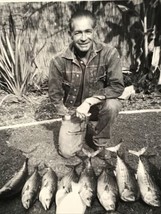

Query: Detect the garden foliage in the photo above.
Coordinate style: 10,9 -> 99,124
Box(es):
0,33 -> 36,98
0,1 -> 161,95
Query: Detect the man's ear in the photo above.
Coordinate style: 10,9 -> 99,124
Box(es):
93,25 -> 97,37
94,24 -> 97,32
68,30 -> 72,36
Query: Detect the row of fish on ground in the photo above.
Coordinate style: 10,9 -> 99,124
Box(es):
0,142 -> 161,214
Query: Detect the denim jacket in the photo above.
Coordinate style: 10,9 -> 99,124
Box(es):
48,41 -> 124,108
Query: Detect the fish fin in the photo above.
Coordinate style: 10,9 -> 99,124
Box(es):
81,147 -> 102,158
91,147 -> 103,158
3,186 -> 12,191
65,162 -> 82,170
105,142 -> 122,153
129,147 -> 148,157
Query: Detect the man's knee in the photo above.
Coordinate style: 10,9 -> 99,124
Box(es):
101,99 -> 122,115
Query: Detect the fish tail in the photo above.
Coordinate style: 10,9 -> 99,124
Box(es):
129,147 -> 148,157
81,147 -> 103,158
65,162 -> 82,169
105,142 -> 122,153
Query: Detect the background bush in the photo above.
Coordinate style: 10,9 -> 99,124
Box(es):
0,1 -> 161,95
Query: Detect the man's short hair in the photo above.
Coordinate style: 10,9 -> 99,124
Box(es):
69,10 -> 96,32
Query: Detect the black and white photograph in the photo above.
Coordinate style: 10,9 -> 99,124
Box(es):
0,0 -> 161,213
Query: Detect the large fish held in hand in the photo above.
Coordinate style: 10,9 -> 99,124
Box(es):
106,143 -> 140,202
0,158 -> 28,199
55,164 -> 79,208
21,167 -> 40,209
129,147 -> 161,207
39,167 -> 58,210
97,165 -> 119,211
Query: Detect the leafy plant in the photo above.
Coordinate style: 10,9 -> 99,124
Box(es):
0,33 -> 37,98
114,0 -> 161,93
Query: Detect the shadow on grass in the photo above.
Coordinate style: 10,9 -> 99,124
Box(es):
0,130 -> 28,214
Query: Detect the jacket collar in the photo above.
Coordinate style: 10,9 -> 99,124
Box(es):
62,41 -> 103,60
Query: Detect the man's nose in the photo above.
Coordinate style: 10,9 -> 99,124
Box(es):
81,32 -> 87,41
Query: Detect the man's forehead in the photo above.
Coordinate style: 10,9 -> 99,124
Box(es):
72,16 -> 94,30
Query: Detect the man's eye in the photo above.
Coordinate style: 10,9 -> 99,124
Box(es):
85,30 -> 93,34
74,32 -> 81,35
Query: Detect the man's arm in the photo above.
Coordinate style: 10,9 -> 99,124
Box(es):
48,58 -> 68,115
93,48 -> 125,99
83,48 -> 124,105
75,48 -> 124,119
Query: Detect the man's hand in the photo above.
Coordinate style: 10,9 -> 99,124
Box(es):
56,104 -> 69,116
76,100 -> 91,120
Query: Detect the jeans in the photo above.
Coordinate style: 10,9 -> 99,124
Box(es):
86,99 -> 122,147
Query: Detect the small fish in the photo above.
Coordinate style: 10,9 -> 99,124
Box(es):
39,167 -> 58,210
106,143 -> 140,202
56,181 -> 86,214
129,147 -> 161,207
55,164 -> 79,207
0,158 -> 28,199
21,167 -> 40,209
78,149 -> 99,207
97,166 -> 119,211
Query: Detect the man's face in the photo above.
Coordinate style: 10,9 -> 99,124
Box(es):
70,16 -> 95,53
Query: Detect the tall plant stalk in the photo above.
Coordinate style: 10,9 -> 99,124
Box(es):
0,33 -> 36,98
143,2 -> 148,68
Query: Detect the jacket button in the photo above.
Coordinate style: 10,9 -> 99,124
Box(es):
74,88 -> 77,91
70,100 -> 73,104
76,74 -> 79,77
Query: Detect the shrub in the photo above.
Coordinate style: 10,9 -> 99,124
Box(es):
0,33 -> 37,98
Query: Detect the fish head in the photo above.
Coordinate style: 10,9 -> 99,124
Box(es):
102,194 -> 117,211
144,191 -> 161,207
40,197 -> 51,210
59,169 -> 78,192
22,191 -> 35,209
39,188 -> 53,210
79,186 -> 93,207
58,177 -> 72,193
121,189 -> 136,202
